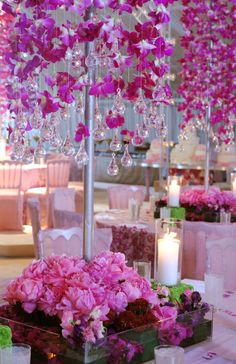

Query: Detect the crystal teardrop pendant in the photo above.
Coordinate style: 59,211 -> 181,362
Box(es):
31,104 -> 42,129
10,140 -> 25,161
50,113 -> 60,126
22,146 -> 34,164
107,153 -> 119,176
121,144 -> 133,167
131,129 -> 143,146
41,119 -> 53,141
75,140 -> 89,166
152,84 -> 166,103
110,131 -> 122,152
112,89 -> 125,115
34,141 -> 46,159
134,93 -> 147,114
50,128 -> 62,149
148,104 -> 158,128
138,120 -> 149,138
77,95 -> 84,115
85,51 -> 98,69
93,125 -> 106,142
10,128 -> 21,144
15,112 -> 27,131
61,133 -> 75,157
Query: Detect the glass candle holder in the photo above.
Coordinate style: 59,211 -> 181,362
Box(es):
230,172 -> 236,196
167,176 -> 182,207
154,345 -> 184,364
0,344 -> 31,364
155,219 -> 183,286
220,211 -> 231,224
133,261 -> 151,281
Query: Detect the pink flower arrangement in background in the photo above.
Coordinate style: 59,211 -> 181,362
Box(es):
178,0 -> 236,145
180,187 -> 236,214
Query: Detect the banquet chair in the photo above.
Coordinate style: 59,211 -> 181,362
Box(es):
28,198 -> 112,259
0,161 -> 23,230
108,185 -> 146,210
206,237 -> 236,291
25,159 -> 71,227
50,188 -> 83,228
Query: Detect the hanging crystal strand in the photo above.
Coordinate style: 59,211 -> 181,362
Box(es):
34,139 -> 46,159
61,131 -> 75,157
152,83 -> 166,103
31,103 -> 42,129
121,144 -> 133,167
85,42 -> 98,69
75,139 -> 89,166
15,111 -> 27,131
41,117 -> 53,141
22,138 -> 33,164
134,91 -> 147,114
131,128 -> 143,146
77,93 -> 84,115
138,118 -> 149,138
98,43 -> 110,68
148,103 -> 158,128
110,129 -> 122,151
112,88 -> 125,115
50,112 -> 60,127
10,127 -> 22,144
107,153 -> 119,176
10,137 -> 25,161
50,127 -> 62,149
60,105 -> 70,121
71,41 -> 83,71
93,103 -> 106,142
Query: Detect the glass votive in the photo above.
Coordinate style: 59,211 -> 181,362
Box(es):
0,344 -> 31,364
133,261 -> 151,281
129,199 -> 141,222
220,211 -> 231,224
167,176 -> 182,207
154,345 -> 184,364
204,273 -> 224,307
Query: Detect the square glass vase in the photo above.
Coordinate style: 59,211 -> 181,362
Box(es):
0,306 -> 213,364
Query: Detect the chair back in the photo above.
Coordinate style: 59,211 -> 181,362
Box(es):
38,227 -> 83,258
38,226 -> 112,258
108,185 -> 146,210
27,198 -> 41,259
0,161 -> 22,190
46,160 -> 70,190
53,209 -> 83,228
51,187 -> 76,212
206,237 -> 236,291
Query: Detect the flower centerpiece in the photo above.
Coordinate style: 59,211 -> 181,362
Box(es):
156,187 -> 236,222
0,252 -> 212,363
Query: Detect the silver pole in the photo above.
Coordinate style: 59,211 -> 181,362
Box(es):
83,7 -> 95,261
204,105 -> 211,190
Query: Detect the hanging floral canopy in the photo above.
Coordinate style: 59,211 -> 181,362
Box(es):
178,0 -> 236,147
2,0 -> 176,166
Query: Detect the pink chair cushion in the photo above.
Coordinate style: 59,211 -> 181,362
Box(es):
0,193 -> 23,231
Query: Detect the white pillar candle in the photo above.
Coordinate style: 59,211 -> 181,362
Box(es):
168,179 -> 180,207
157,233 -> 179,286
232,179 -> 236,196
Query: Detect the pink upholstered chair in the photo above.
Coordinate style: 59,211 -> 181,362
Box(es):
50,187 -> 83,228
25,159 -> 71,226
108,185 -> 146,210
0,161 -> 23,230
206,237 -> 236,291
28,198 -> 112,258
